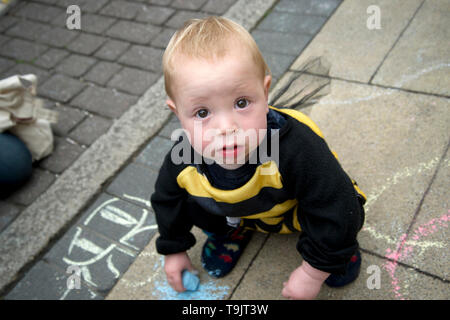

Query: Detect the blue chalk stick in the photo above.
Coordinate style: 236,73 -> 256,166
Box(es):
182,270 -> 200,291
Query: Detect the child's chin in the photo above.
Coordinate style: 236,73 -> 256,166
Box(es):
216,162 -> 246,170
202,154 -> 247,167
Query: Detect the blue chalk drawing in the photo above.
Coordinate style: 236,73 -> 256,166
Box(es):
152,256 -> 230,300
153,278 -> 230,300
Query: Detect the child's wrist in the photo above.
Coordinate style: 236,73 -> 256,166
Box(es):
300,261 -> 330,282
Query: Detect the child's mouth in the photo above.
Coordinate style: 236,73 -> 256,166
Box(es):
222,144 -> 239,157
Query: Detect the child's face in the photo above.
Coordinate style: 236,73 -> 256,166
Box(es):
167,48 -> 271,169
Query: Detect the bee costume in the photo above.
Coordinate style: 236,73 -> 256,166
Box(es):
151,58 -> 366,277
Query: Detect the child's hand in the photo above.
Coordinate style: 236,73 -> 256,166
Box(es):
164,252 -> 196,292
282,261 -> 330,300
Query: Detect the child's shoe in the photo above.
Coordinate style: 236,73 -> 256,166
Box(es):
201,227 -> 253,278
324,250 -> 361,287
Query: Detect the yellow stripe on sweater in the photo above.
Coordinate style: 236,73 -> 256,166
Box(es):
177,161 -> 282,203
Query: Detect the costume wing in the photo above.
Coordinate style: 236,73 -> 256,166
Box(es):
269,57 -> 331,109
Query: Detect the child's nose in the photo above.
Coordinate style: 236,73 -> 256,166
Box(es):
217,114 -> 238,135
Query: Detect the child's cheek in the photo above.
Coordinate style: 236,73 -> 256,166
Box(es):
202,133 -> 217,158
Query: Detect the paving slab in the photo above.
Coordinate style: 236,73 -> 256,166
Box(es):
274,0 -> 341,16
212,232 -> 449,300
291,0 -> 423,83
372,0 -> 450,96
38,136 -> 85,174
71,85 -> 138,119
229,234 -> 389,300
107,67 -> 159,96
73,193 -> 158,253
106,20 -> 161,45
46,103 -> 86,136
306,80 -> 449,259
317,250 -> 449,300
229,233 -> 300,300
106,227 -> 268,300
398,146 -> 449,280
83,61 -> 122,86
4,261 -> 102,300
134,136 -> 174,171
68,115 -> 112,146
44,225 -> 137,293
106,163 -> 159,210
0,202 -> 21,233
38,74 -> 86,103
7,168 -> 56,206
0,38 -> 48,62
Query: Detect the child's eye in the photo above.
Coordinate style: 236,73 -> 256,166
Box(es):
235,98 -> 249,109
195,109 -> 209,118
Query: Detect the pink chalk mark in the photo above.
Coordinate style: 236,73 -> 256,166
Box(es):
383,211 -> 449,300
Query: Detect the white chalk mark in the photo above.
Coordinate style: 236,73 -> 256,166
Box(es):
63,243 -> 116,266
88,289 -> 98,299
362,156 -> 449,246
60,287 -> 72,300
119,207 -> 158,250
123,194 -> 152,208
83,198 -> 119,225
80,266 -> 97,287
319,86 -> 394,106
364,157 -> 440,213
114,245 -> 135,257
60,195 -> 159,293
395,63 -> 450,88
68,227 -> 105,256
319,62 -> 450,106
107,254 -> 120,279
100,205 -> 138,227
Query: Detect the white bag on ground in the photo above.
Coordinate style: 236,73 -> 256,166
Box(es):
0,74 -> 58,161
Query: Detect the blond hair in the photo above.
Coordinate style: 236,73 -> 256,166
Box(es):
162,16 -> 271,99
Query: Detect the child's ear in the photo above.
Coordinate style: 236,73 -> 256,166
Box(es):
264,75 -> 272,101
166,99 -> 178,115
264,75 -> 272,112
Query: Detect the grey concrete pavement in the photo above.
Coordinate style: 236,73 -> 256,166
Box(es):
1,0 -> 448,300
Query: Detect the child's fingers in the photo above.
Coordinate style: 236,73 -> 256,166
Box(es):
281,286 -> 290,299
168,272 -> 185,292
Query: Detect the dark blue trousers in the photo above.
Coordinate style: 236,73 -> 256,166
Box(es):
0,132 -> 33,197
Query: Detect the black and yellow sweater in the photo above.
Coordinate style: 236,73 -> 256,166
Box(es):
151,106 -> 366,274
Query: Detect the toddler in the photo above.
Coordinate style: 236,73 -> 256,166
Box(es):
151,16 -> 366,300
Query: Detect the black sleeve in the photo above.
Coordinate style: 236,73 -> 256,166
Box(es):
283,123 -> 364,274
150,152 -> 196,255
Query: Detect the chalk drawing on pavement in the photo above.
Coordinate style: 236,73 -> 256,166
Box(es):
150,256 -> 231,300
60,195 -> 157,299
383,211 -> 449,300
317,61 -> 450,106
361,156 -> 449,299
118,251 -> 231,300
